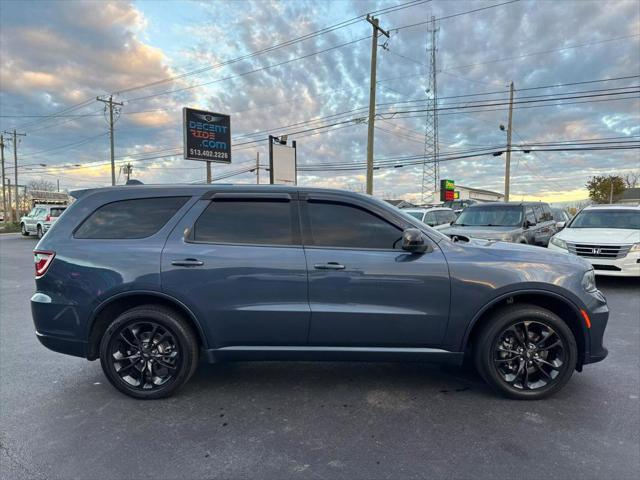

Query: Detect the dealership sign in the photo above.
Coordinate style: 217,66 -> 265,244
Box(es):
183,108 -> 231,163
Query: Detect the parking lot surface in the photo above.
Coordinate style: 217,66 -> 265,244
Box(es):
1,232 -> 639,479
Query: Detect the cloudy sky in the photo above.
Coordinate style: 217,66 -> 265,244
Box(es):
0,0 -> 638,203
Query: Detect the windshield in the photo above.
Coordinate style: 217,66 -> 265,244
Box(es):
454,206 -> 523,227
551,208 -> 566,221
569,210 -> 640,229
404,211 -> 424,220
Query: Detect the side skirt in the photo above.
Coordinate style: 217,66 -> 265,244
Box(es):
202,346 -> 464,365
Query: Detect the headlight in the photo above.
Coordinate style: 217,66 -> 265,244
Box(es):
630,243 -> 640,253
550,236 -> 567,249
582,270 -> 597,292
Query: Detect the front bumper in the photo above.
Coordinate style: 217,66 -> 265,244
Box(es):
548,244 -> 640,277
582,289 -> 609,365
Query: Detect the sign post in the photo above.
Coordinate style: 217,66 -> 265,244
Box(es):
183,108 -> 231,183
269,136 -> 297,185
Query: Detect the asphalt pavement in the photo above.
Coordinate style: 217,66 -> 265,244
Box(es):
1,232 -> 639,479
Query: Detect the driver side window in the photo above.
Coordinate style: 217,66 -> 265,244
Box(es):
306,200 -> 402,250
525,208 -> 536,225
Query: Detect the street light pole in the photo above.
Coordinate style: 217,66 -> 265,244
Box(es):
0,135 -> 6,222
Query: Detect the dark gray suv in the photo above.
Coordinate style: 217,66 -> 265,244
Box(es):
31,185 -> 608,400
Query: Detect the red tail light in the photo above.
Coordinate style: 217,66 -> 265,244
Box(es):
34,250 -> 55,278
45,214 -> 51,222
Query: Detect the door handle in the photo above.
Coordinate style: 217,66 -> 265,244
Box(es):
314,262 -> 345,270
171,259 -> 204,267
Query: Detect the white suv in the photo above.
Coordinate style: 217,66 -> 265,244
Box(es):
402,207 -> 457,230
548,204 -> 640,276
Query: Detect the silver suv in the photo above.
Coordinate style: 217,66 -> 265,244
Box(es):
441,202 -> 558,246
20,205 -> 67,238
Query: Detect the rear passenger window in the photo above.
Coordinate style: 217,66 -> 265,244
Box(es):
75,197 -> 188,239
192,200 -> 294,245
307,201 -> 402,249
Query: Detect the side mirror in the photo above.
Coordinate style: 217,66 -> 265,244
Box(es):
401,228 -> 429,253
556,221 -> 565,230
524,220 -> 535,229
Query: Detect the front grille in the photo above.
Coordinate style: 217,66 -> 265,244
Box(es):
566,243 -> 631,259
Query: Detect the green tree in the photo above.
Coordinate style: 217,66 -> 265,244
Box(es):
586,175 -> 625,203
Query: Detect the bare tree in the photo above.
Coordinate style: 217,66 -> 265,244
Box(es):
623,171 -> 640,188
27,179 -> 56,193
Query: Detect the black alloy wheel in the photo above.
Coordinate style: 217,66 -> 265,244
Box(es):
100,305 -> 199,399
474,304 -> 577,400
108,321 -> 180,391
492,321 -> 566,391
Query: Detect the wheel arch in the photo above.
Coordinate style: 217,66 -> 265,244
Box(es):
86,290 -> 208,360
463,290 -> 589,369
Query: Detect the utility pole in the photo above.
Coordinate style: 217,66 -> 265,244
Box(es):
0,135 -> 5,222
97,95 -> 123,186
57,179 -> 60,192
609,178 -> 614,204
421,16 -> 439,204
3,129 -> 26,220
206,162 -> 212,184
121,162 -> 133,183
504,81 -> 514,202
6,179 -> 11,222
256,151 -> 260,184
365,14 -> 389,195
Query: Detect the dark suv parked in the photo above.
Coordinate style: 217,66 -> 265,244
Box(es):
32,186 -> 608,400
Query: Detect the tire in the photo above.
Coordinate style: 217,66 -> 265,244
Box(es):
36,225 -> 43,239
99,305 -> 199,399
474,304 -> 577,400
20,223 -> 29,236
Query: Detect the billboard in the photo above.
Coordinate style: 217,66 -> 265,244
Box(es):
183,108 -> 231,163
269,136 -> 297,185
440,179 -> 455,201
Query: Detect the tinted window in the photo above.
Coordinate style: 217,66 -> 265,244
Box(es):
50,207 -> 66,217
75,197 -> 188,239
193,200 -> 294,245
307,201 -> 402,249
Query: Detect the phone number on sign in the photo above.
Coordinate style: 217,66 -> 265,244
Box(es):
189,149 -> 229,160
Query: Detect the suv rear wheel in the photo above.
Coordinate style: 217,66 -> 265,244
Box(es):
474,304 -> 577,400
99,305 -> 199,399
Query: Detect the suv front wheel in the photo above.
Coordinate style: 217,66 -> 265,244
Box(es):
474,304 -> 577,400
99,305 -> 199,399
20,223 -> 29,236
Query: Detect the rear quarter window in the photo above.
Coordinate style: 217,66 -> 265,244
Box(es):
74,196 -> 189,239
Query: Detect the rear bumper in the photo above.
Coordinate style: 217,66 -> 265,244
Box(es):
35,331 -> 88,358
31,292 -> 89,358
